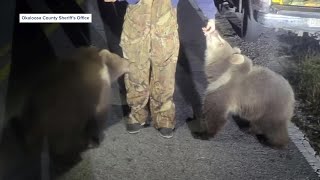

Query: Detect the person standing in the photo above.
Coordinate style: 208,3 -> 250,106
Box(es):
104,0 -> 217,138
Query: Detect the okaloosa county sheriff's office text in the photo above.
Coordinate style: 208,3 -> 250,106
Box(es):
19,14 -> 92,23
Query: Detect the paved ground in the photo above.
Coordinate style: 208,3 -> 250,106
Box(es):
1,0 -> 320,180
57,1 -> 318,180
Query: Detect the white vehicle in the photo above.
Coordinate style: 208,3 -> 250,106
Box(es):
216,0 -> 320,41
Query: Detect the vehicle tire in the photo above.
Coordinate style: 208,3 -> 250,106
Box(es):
241,1 -> 261,42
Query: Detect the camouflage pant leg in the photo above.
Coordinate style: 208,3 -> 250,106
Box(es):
119,2 -> 153,125
122,40 -> 151,125
149,56 -> 179,129
149,22 -> 180,129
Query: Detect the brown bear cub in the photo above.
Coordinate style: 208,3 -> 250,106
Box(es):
7,47 -> 128,174
190,31 -> 295,149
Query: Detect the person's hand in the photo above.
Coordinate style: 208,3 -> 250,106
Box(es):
202,19 -> 216,36
104,0 -> 116,2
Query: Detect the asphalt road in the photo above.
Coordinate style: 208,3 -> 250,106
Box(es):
1,0 -> 319,179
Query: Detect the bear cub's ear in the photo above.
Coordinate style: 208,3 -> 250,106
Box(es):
233,47 -> 241,54
99,49 -> 129,82
229,54 -> 244,65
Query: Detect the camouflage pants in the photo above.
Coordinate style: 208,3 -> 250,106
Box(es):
120,2 -> 179,129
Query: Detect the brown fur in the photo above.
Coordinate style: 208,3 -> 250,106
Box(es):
201,31 -> 295,149
8,47 -> 128,166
